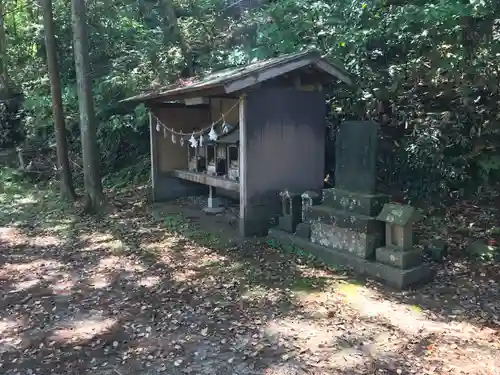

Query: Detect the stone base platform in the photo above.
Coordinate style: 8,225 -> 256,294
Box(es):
310,221 -> 382,259
269,228 -> 432,290
322,188 -> 390,216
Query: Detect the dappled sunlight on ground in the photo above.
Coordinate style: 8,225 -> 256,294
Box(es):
79,233 -> 123,252
136,275 -> 161,288
0,181 -> 499,374
0,317 -> 28,354
51,278 -> 76,296
86,255 -> 147,289
11,278 -> 42,293
48,314 -> 118,345
0,227 -> 25,246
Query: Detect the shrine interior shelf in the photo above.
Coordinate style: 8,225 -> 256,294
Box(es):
171,169 -> 240,192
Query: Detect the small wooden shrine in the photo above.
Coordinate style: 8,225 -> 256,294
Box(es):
184,124 -> 239,182
122,49 -> 353,236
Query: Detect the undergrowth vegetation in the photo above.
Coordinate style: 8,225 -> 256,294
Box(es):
0,0 -> 499,203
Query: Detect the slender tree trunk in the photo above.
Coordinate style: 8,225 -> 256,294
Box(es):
160,0 -> 193,76
0,0 -> 10,97
71,0 -> 104,212
41,0 -> 76,201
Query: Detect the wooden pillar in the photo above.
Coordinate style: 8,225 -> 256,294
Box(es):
149,110 -> 159,201
239,95 -> 247,236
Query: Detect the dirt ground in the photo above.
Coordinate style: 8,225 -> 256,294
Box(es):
0,183 -> 499,374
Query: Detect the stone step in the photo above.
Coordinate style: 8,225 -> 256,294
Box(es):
307,204 -> 383,234
269,228 -> 432,290
321,188 -> 389,217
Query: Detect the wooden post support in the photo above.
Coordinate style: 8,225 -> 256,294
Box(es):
238,95 -> 247,236
149,110 -> 159,201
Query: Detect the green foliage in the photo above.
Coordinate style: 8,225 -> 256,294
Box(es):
0,94 -> 25,148
2,0 -> 500,198
162,213 -> 221,247
246,0 -> 500,199
475,153 -> 500,184
266,238 -> 317,262
466,240 -> 500,263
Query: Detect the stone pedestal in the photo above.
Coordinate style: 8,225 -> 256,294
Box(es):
308,190 -> 387,260
322,188 -> 389,217
375,247 -> 422,269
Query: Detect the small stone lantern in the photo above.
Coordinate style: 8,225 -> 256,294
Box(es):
300,190 -> 321,222
375,203 -> 422,270
293,190 -> 321,239
277,190 -> 302,233
377,203 -> 420,250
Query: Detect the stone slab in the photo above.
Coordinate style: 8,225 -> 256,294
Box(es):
368,261 -> 431,290
322,188 -> 389,217
203,206 -> 225,214
295,223 -> 311,239
268,228 -> 432,290
310,222 -> 382,259
278,215 -> 298,234
307,205 -> 384,234
375,247 -> 422,269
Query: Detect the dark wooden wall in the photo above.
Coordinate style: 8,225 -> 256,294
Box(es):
240,87 -> 326,236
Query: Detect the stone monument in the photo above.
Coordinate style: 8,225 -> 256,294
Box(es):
308,121 -> 389,259
269,121 -> 432,289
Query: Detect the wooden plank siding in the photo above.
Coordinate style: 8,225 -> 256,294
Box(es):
239,87 -> 326,236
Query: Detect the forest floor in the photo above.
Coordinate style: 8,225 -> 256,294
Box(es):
0,170 -> 500,375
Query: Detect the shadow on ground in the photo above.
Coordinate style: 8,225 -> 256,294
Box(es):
0,172 -> 499,374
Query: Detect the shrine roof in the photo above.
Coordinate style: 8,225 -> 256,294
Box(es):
122,49 -> 353,103
376,204 -> 421,226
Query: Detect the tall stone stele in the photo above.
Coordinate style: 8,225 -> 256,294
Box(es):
375,203 -> 430,287
308,121 -> 390,259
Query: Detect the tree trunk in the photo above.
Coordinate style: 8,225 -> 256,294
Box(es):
0,0 -> 10,97
41,0 -> 76,201
159,0 -> 193,77
71,0 -> 104,212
